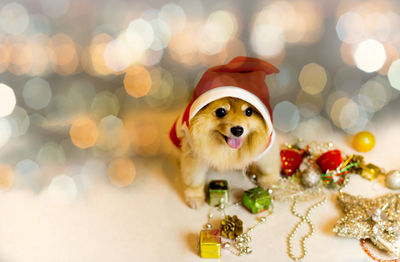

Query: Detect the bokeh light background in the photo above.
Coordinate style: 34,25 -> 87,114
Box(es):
0,0 -> 399,200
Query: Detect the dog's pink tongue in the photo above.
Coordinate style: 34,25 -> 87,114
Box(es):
227,137 -> 243,149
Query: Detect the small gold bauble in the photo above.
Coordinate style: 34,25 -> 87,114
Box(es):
353,131 -> 375,152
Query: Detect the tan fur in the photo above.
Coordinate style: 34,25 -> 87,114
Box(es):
180,97 -> 280,208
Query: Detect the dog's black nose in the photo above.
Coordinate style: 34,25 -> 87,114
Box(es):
231,126 -> 244,137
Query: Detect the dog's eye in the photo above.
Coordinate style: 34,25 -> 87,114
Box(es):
215,108 -> 227,118
245,107 -> 253,117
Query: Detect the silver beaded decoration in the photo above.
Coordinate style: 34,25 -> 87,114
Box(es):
287,196 -> 327,261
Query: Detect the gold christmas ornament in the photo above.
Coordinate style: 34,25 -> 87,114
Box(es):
352,131 -> 375,152
221,215 -> 243,239
333,192 -> 400,257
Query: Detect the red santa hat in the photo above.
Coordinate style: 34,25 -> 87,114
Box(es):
170,56 -> 279,159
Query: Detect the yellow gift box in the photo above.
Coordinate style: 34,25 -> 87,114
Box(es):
199,229 -> 221,258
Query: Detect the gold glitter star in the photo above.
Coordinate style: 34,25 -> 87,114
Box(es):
333,192 -> 400,257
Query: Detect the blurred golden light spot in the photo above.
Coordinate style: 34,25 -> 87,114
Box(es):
0,36 -> 10,73
295,91 -> 323,118
125,116 -> 161,156
354,39 -> 386,73
256,1 -> 297,40
70,117 -> 98,149
250,24 -> 284,58
292,1 -> 323,44
197,10 -> 238,55
126,18 -> 154,51
298,63 -> 327,95
267,48 -> 287,66
90,91 -> 120,120
50,34 -> 79,75
359,80 -> 387,112
103,37 -> 133,72
0,83 -> 16,117
86,33 -> 114,75
325,90 -> 347,115
8,35 -> 33,75
330,97 -> 359,129
199,49 -> 228,67
159,3 -> 186,35
336,11 -> 366,43
80,47 -> 93,75
253,1 -> 323,45
225,39 -> 247,62
169,26 -> 199,66
364,12 -> 390,42
123,66 -> 152,98
107,157 -> 135,187
150,18 -> 172,50
120,31 -> 146,65
29,34 -> 50,76
0,164 -> 13,190
388,59 -> 400,91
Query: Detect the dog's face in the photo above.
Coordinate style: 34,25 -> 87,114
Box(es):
189,97 -> 269,170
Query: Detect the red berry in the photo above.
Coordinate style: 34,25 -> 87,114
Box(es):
316,150 -> 343,173
280,149 -> 303,176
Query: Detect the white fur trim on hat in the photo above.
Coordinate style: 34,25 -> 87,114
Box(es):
189,86 -> 274,138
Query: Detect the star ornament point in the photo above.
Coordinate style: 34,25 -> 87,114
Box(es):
333,192 -> 400,257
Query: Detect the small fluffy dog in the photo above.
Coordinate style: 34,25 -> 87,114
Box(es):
180,97 -> 280,208
170,56 -> 281,208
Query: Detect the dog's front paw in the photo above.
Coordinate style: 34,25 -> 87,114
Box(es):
185,196 -> 205,209
184,186 -> 205,209
257,173 -> 279,190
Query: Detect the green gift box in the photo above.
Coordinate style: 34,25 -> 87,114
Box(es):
242,186 -> 271,214
208,180 -> 229,206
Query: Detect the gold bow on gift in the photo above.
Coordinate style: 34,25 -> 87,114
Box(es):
333,192 -> 400,257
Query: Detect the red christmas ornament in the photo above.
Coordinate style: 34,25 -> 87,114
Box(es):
316,150 -> 343,173
280,149 -> 303,176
